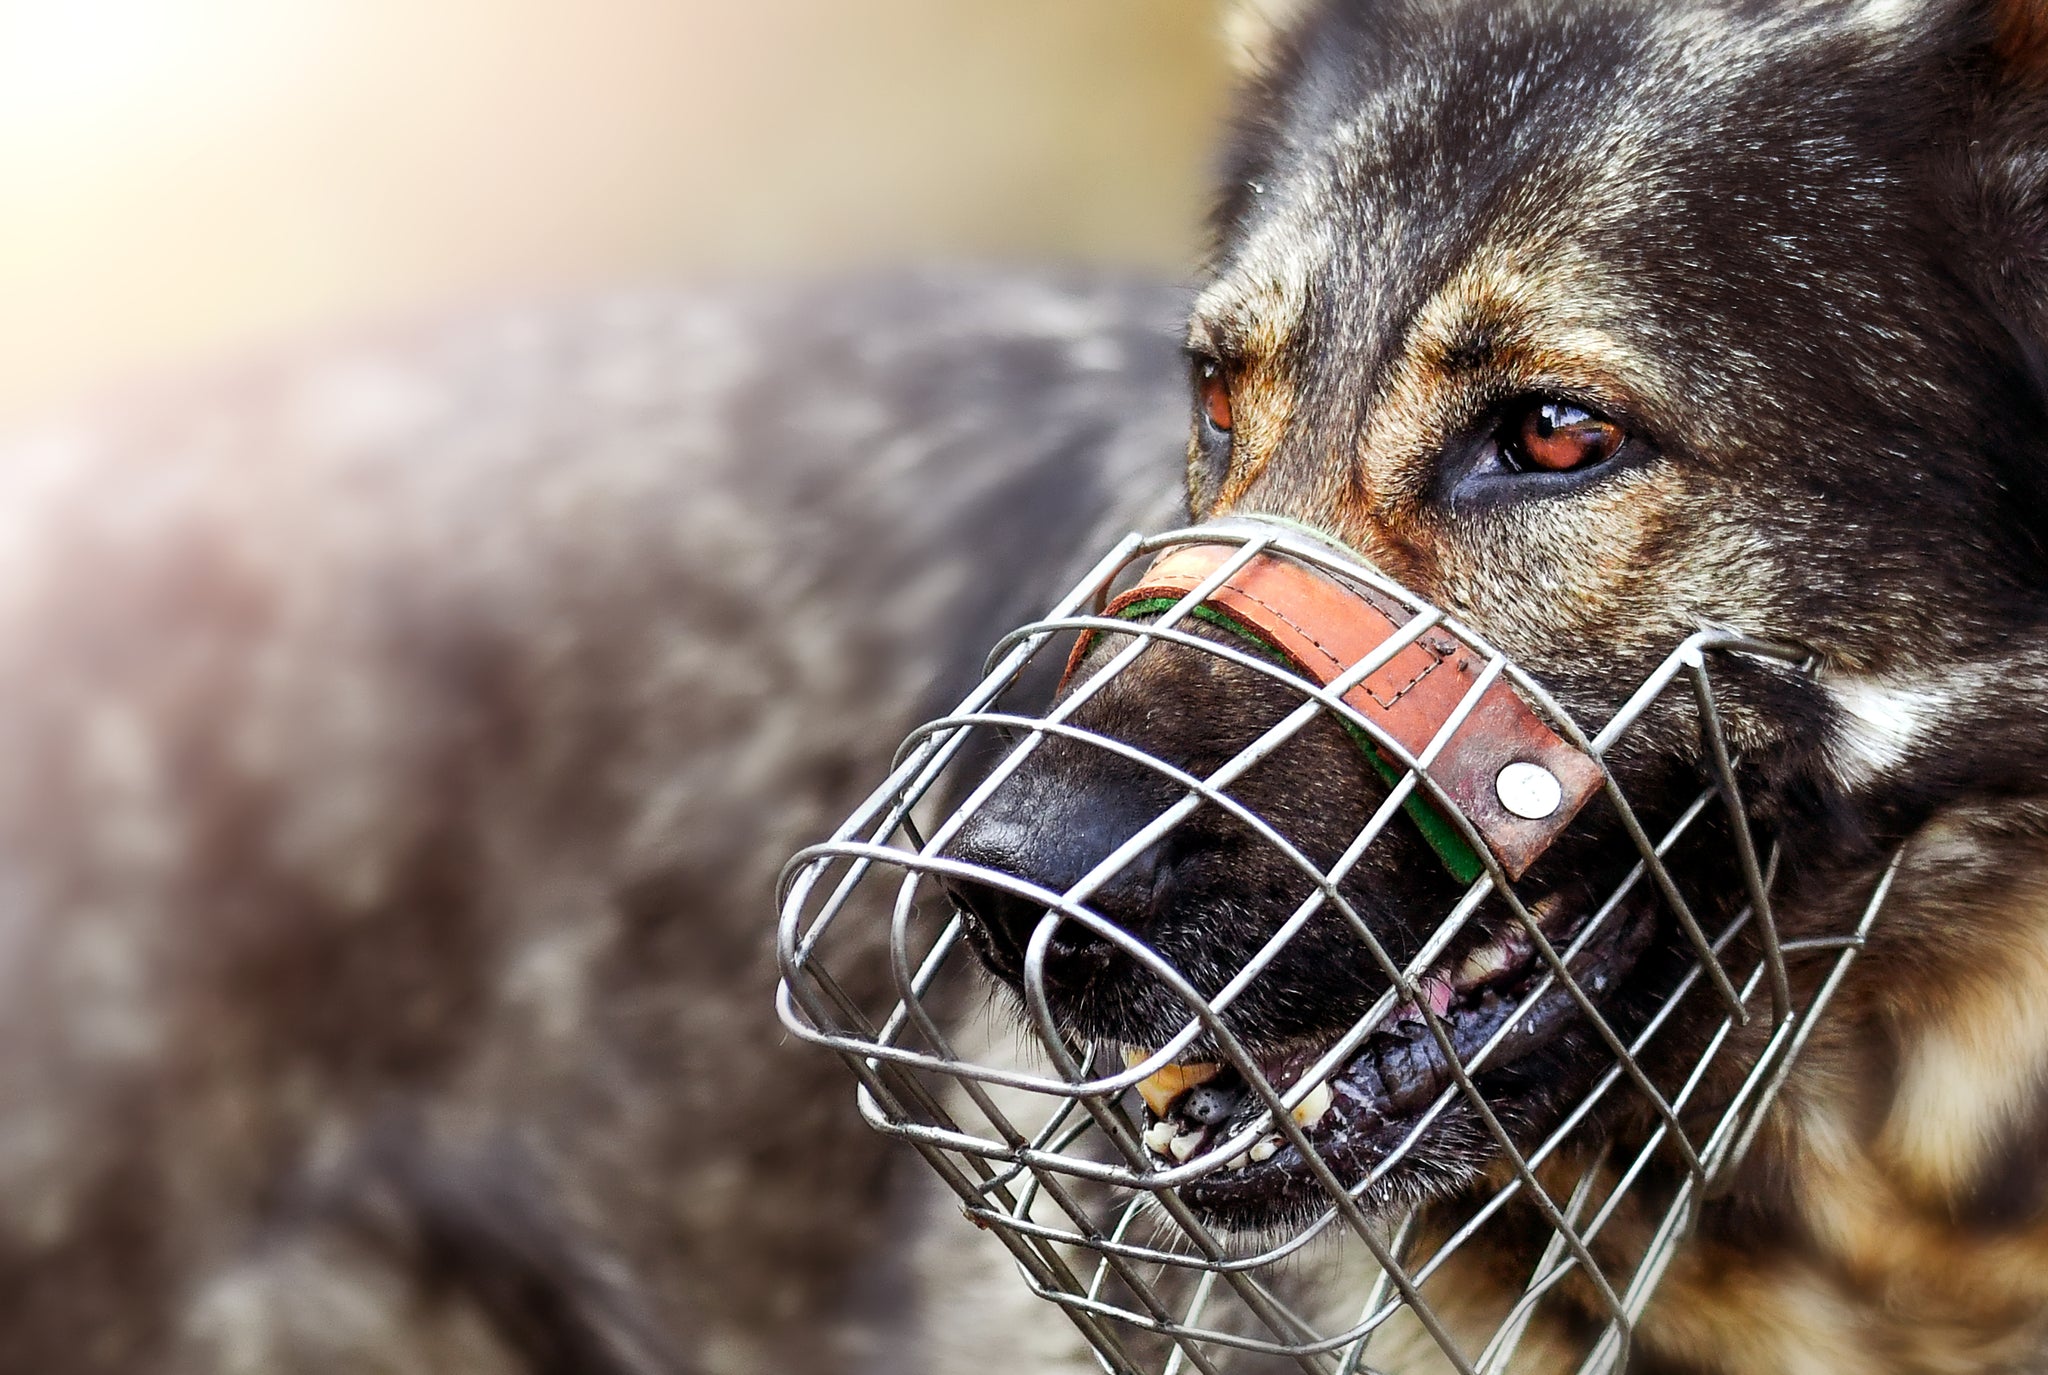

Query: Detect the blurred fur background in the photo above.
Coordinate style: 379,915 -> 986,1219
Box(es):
0,4 -> 1229,1372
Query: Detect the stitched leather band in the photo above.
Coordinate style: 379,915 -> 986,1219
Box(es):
1061,542 -> 1604,880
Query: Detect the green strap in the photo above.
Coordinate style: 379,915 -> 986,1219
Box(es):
1109,597 -> 1485,885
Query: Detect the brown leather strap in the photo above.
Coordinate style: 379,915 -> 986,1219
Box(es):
1061,543 -> 1603,879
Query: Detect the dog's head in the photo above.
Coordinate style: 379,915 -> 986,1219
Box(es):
945,0 -> 2048,1230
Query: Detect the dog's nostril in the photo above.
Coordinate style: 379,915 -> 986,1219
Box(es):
940,741 -> 1188,985
944,825 -> 1174,979
946,858 -> 1162,949
943,873 -> 1040,971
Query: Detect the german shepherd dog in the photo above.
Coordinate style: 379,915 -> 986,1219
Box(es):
934,1 -> 2048,1370
12,3 -> 2048,1374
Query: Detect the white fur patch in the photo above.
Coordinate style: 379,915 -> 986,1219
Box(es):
1845,0 -> 1921,31
1823,675 -> 1944,790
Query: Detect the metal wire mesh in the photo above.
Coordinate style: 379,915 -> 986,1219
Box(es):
776,519 -> 1896,1375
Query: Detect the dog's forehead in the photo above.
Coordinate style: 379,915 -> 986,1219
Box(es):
1203,0 -> 1934,313
1196,0 -> 1947,513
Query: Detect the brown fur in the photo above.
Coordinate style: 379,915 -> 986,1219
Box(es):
1633,813 -> 2048,1373
1994,0 -> 2048,79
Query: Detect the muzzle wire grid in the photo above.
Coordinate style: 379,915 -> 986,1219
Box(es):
775,519 -> 1898,1375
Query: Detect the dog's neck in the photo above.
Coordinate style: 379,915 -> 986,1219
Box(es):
1636,802 -> 2048,1373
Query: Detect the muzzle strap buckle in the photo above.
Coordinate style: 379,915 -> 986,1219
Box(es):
1062,541 -> 1604,880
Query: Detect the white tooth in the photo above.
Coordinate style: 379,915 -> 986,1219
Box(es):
1292,1081 -> 1334,1129
1533,891 -> 1574,932
1251,1136 -> 1281,1163
1458,940 -> 1514,986
1144,1122 -> 1177,1156
1169,1130 -> 1204,1162
1228,1152 -> 1251,1170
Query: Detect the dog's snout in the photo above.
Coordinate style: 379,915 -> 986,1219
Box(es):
945,755 -> 1174,981
938,619 -> 1424,1048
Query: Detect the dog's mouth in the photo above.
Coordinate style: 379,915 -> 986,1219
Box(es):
1121,890 -> 1657,1228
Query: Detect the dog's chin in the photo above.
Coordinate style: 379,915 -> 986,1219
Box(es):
1107,891 -> 1661,1237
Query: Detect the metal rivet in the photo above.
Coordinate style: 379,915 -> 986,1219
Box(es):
1496,761 -> 1562,820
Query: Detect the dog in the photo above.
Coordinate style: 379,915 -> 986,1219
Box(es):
0,271 -> 1188,1374
18,2 -> 2048,1370
935,1 -> 2048,1370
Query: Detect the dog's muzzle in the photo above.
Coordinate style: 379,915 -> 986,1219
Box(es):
776,518 -> 1897,1375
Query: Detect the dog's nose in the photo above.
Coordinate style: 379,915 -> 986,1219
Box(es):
944,758 -> 1174,982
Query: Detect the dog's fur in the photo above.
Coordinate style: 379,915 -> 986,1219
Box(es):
0,273 -> 1187,1374
945,1 -> 2048,1370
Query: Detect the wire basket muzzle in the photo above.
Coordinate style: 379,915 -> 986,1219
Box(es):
775,518 -> 1895,1375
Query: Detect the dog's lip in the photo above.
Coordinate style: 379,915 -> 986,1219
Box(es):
1121,890 -> 1654,1195
1123,894 -> 1567,1114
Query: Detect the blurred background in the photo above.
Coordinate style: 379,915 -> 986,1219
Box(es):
0,0 -> 1233,429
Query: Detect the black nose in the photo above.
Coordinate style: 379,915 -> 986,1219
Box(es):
943,752 -> 1175,984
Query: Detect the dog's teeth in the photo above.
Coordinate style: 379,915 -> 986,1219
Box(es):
1457,939 -> 1516,987
1168,1129 -> 1205,1162
1532,891 -> 1574,932
1227,1151 -> 1250,1170
1250,1136 -> 1281,1163
1292,1080 -> 1334,1129
1123,1050 -> 1224,1117
1143,1122 -> 1177,1156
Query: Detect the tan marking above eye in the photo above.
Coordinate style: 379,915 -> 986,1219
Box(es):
1198,364 -> 1234,433
1516,401 -> 1622,472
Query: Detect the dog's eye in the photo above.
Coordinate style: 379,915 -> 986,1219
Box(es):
1187,357 -> 1237,509
1196,360 -> 1234,434
1502,400 -> 1623,473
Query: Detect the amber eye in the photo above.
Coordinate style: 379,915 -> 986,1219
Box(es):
1197,361 -> 1233,433
1507,400 -> 1624,472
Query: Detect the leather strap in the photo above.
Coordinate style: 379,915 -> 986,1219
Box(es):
1061,542 -> 1604,880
